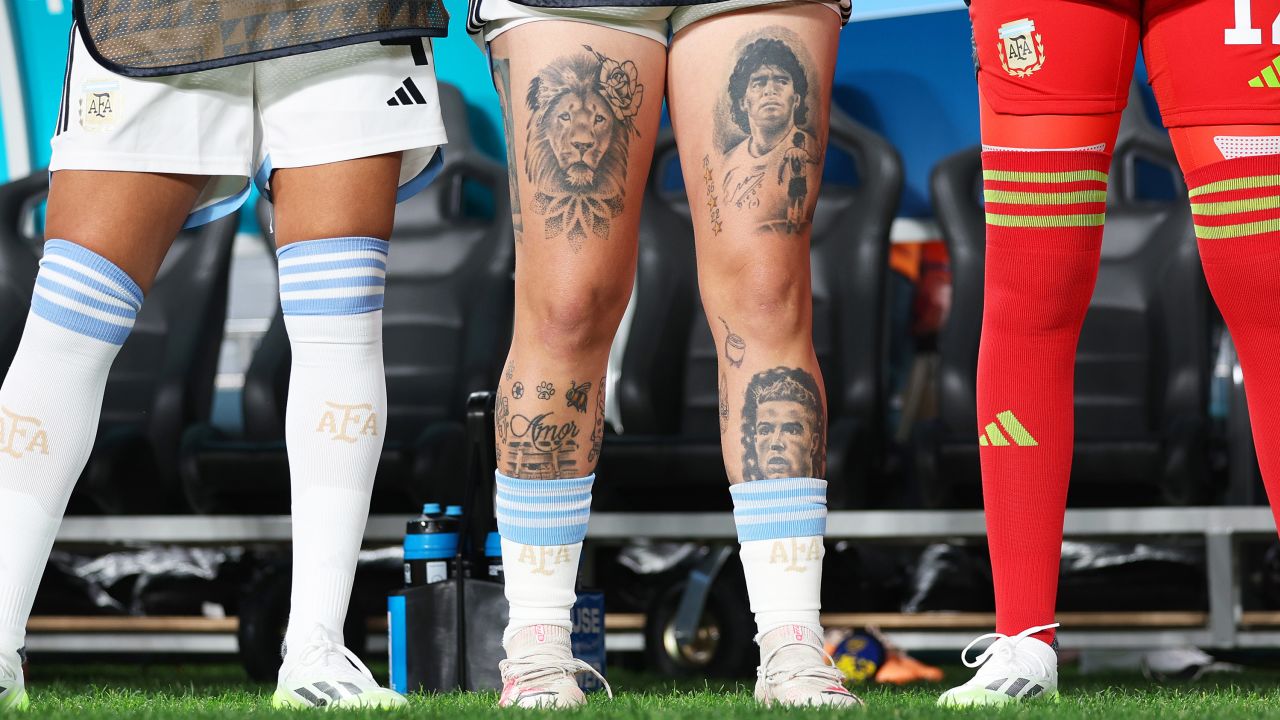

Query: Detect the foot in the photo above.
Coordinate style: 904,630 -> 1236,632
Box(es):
498,625 -> 610,708
754,625 -> 862,707
272,627 -> 406,709
0,648 -> 27,712
938,623 -> 1059,707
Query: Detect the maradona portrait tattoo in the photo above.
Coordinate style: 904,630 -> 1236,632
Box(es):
714,30 -> 823,236
524,45 -> 645,251
492,55 -> 524,244
740,366 -> 825,481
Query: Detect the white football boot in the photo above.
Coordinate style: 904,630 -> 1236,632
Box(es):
498,625 -> 610,708
0,648 -> 27,711
273,626 -> 406,709
754,625 -> 862,707
938,623 -> 1059,707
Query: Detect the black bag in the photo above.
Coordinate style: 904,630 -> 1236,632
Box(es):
75,0 -> 449,77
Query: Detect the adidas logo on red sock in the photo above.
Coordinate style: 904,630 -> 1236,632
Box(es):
978,410 -> 1039,447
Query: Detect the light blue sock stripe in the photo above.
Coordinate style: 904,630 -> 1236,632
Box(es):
729,477 -> 828,543
277,237 -> 388,317
43,239 -> 143,307
495,471 -> 594,546
278,258 -> 388,276
275,236 -> 390,260
279,276 -> 387,292
31,295 -> 132,345
280,295 -> 385,316
34,276 -> 138,319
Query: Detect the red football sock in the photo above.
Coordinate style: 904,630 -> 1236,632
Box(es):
1188,155 -> 1280,528
978,150 -> 1110,645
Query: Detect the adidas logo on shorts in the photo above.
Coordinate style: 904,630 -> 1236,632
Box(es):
386,77 -> 429,106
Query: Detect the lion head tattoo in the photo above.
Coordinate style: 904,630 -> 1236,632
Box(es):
524,46 -> 644,250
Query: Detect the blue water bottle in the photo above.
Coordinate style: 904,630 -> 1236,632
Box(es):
403,503 -> 459,586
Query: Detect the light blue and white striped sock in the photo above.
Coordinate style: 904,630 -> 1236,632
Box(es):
0,239 -> 140,650
730,478 -> 828,640
278,237 -> 389,654
496,472 -> 593,646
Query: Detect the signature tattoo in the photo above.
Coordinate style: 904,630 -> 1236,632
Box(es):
565,379 -> 592,413
588,377 -> 606,464
702,156 -> 724,236
741,366 -> 825,481
719,316 -> 745,368
513,382 -> 525,400
492,55 -> 524,244
719,370 -> 729,436
714,31 -> 823,236
506,412 -> 581,479
524,45 -> 644,251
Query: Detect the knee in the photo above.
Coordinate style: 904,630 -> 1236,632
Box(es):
712,264 -> 810,346
522,278 -> 631,357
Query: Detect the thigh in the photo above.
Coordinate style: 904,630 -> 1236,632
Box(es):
269,154 -> 404,247
669,2 -> 837,273
489,21 -> 665,303
45,171 -> 206,293
1144,0 -> 1280,128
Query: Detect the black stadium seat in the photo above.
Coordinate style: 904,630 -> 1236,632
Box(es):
0,170 -> 237,513
181,83 -> 515,513
594,108 -> 902,511
915,87 -> 1214,507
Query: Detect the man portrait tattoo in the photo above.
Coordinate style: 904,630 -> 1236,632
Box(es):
588,378 -> 606,463
565,379 -> 592,413
506,412 -> 581,479
740,366 -> 825,481
715,32 -> 823,235
537,381 -> 555,400
492,55 -> 524,244
719,316 -> 745,368
512,382 -> 525,400
524,45 -> 645,251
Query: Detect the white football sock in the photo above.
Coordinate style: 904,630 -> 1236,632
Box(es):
0,240 -> 141,651
730,478 -> 828,639
278,237 -> 388,654
495,473 -> 593,646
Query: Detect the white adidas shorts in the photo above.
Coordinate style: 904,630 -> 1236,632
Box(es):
50,27 -> 447,229
468,0 -> 849,46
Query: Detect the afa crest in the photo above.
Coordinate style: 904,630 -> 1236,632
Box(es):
80,79 -> 120,132
998,18 -> 1045,78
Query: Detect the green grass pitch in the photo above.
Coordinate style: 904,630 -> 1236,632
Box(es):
22,663 -> 1280,718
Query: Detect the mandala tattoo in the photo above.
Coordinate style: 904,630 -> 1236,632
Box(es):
524,45 -> 644,251
740,366 -> 825,481
713,30 -> 823,236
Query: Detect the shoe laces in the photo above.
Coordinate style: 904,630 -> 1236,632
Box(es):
758,640 -> 849,690
499,652 -> 613,699
292,627 -> 375,684
960,623 -> 1059,678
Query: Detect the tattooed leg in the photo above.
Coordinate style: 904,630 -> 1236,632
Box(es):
669,4 -> 837,484
668,7 -> 854,708
490,25 -> 664,480
488,27 -> 665,686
